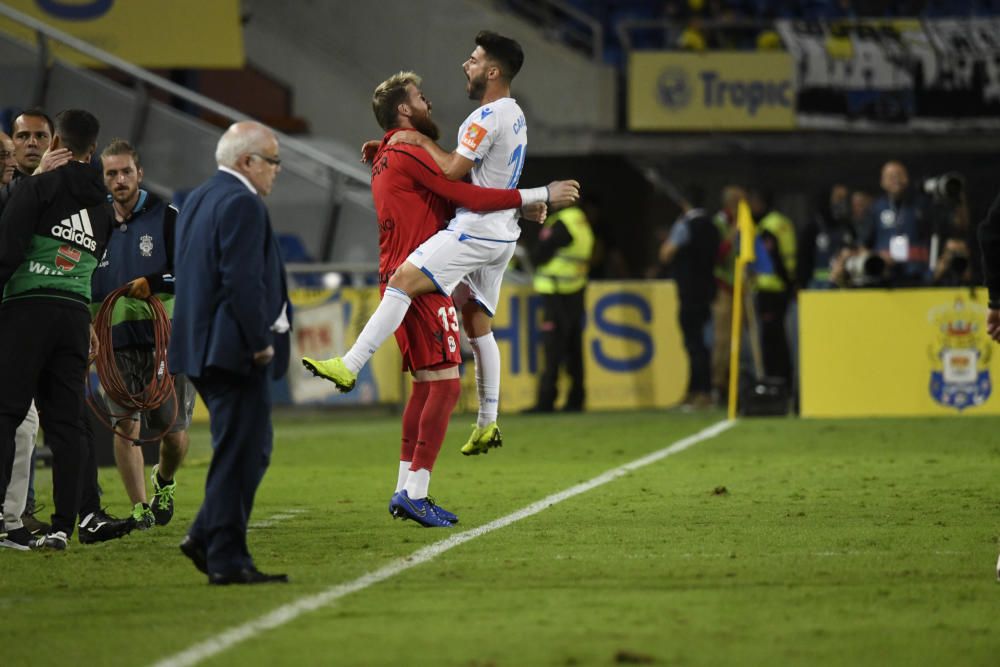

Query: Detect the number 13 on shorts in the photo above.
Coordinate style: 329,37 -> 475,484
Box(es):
438,306 -> 460,332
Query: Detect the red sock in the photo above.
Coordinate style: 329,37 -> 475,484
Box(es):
400,381 -> 430,462
411,378 -> 461,472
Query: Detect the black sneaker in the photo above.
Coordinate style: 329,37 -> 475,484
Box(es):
0,526 -> 33,551
130,502 -> 155,530
21,502 -> 51,535
78,509 -> 134,544
150,464 -> 176,526
31,530 -> 69,551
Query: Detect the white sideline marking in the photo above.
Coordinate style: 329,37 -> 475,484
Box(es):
152,419 -> 736,667
248,509 -> 307,530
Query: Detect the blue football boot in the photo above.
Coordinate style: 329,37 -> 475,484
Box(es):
425,497 -> 458,524
389,490 -> 453,528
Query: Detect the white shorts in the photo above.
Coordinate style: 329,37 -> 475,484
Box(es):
407,230 -> 517,317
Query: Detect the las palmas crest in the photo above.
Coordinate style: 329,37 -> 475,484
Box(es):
928,298 -> 991,411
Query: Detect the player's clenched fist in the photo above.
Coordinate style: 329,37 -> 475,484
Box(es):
546,180 -> 580,208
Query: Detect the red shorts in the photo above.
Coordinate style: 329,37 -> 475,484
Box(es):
392,291 -> 462,372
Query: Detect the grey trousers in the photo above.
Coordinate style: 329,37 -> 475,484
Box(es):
4,402 -> 38,530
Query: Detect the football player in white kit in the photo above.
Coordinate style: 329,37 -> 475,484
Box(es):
303,31 -> 580,455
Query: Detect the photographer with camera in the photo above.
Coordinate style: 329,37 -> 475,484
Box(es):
861,160 -> 935,287
924,172 -> 973,287
799,184 -> 859,289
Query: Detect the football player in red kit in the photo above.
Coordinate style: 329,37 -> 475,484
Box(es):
343,71 -> 577,526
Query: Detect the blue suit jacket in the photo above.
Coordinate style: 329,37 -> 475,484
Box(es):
168,171 -> 291,380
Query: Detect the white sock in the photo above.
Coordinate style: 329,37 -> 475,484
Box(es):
395,461 -> 411,494
404,468 -> 430,500
342,287 -> 412,373
469,332 -> 500,428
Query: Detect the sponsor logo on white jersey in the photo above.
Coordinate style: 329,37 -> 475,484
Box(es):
51,208 -> 97,251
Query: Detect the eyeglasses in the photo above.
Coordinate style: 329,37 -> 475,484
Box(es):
251,153 -> 281,167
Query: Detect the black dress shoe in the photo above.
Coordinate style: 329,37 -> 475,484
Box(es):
209,568 -> 289,585
180,536 -> 207,574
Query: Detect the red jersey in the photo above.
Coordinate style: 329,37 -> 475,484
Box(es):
369,129 -> 523,285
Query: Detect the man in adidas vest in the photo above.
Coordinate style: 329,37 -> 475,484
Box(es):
0,114 -> 72,540
748,189 -> 797,387
527,203 -> 595,413
92,139 -> 193,532
0,109 -> 115,551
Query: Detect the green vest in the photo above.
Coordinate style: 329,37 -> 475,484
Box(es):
756,210 -> 797,292
534,207 -> 594,295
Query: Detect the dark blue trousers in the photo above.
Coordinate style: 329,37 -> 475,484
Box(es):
189,366 -> 273,575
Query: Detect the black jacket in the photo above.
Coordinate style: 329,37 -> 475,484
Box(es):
0,161 -> 115,306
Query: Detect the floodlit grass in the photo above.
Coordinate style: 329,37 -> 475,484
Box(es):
3,410 -> 999,666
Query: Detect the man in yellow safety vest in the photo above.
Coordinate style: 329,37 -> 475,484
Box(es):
526,203 -> 595,413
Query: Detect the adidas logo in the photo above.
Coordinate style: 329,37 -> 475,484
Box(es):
51,209 -> 97,251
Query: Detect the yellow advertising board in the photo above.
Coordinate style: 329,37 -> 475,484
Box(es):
629,51 -> 795,131
800,288 -> 998,417
286,287 -> 407,407
281,281 -> 688,412
0,0 -> 244,68
459,281 -> 687,412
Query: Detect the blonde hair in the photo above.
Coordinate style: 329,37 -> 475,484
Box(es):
372,71 -> 422,132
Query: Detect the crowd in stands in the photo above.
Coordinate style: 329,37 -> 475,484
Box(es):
507,0 -> 1000,63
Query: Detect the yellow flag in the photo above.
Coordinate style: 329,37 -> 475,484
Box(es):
737,199 -> 755,262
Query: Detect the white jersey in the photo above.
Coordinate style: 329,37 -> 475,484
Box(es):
449,97 -> 527,242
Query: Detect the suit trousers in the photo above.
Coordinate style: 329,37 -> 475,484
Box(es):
679,304 -> 712,396
190,366 -> 273,575
756,290 -> 792,385
536,289 -> 586,411
0,300 -> 88,536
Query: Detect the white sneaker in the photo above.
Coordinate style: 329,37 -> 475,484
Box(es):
31,530 -> 69,551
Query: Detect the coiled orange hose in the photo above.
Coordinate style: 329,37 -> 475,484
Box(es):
87,286 -> 176,444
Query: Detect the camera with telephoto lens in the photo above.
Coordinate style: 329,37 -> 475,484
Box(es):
844,250 -> 887,287
922,172 -> 964,204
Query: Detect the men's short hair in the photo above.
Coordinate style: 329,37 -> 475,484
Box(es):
101,138 -> 141,168
214,121 -> 275,167
372,71 -> 422,132
475,30 -> 524,81
13,108 -> 54,136
54,109 -> 100,156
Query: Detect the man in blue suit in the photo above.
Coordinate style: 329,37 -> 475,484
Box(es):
169,121 -> 291,585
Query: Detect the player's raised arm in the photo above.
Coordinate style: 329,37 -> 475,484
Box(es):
389,130 -> 475,181
394,147 -> 578,213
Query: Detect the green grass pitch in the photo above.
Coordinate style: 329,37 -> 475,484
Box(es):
3,410 -> 999,666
